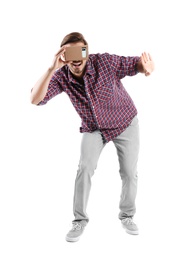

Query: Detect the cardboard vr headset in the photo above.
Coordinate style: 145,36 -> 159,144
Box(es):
64,45 -> 89,61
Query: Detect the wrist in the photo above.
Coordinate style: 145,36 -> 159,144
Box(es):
137,59 -> 145,73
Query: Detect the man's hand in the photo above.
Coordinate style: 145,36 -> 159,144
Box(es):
141,52 -> 155,76
50,46 -> 69,71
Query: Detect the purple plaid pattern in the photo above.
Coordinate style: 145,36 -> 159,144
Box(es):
38,53 -> 139,142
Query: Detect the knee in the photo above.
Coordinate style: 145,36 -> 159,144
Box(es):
120,166 -> 138,181
77,160 -> 97,176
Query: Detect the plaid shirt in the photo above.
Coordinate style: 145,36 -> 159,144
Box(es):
38,53 -> 140,142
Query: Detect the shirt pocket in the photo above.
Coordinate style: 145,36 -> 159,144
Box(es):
95,83 -> 114,102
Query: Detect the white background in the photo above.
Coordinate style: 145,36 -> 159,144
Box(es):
0,0 -> 189,259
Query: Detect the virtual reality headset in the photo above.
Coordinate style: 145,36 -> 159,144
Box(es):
64,45 -> 89,61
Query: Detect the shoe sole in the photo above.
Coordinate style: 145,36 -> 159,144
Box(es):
122,225 -> 139,235
65,236 -> 80,242
125,229 -> 139,235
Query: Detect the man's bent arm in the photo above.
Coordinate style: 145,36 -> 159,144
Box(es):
31,46 -> 68,105
30,67 -> 56,105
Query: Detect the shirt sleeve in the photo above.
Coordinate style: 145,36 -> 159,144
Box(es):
37,72 -> 64,106
105,53 -> 140,79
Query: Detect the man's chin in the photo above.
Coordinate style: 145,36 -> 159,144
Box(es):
71,68 -> 84,77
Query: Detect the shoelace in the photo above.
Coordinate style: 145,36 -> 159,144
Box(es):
72,223 -> 82,231
122,218 -> 134,225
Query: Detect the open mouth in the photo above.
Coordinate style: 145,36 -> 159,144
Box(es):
72,61 -> 82,68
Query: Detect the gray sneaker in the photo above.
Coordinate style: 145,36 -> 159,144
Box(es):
66,221 -> 87,242
122,217 -> 139,235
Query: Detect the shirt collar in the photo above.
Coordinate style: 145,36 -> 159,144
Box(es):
85,58 -> 95,76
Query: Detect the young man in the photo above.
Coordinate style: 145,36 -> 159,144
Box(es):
31,32 -> 154,242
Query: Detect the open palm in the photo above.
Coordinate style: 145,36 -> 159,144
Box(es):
141,52 -> 155,76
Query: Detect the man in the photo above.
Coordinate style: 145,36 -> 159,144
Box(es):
31,32 -> 154,242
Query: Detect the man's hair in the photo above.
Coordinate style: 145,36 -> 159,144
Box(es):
60,32 -> 88,47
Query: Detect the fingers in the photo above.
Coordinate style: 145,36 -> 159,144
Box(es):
56,46 -> 71,65
60,54 -> 65,62
140,51 -> 154,76
54,46 -> 68,65
148,53 -> 152,61
141,52 -> 151,63
55,46 -> 66,56
50,46 -> 69,70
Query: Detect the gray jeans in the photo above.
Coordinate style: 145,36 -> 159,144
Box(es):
73,116 -> 140,222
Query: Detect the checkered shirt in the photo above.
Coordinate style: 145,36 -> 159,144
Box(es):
38,53 -> 139,142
